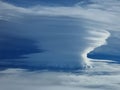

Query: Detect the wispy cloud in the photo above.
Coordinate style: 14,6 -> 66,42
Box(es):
0,0 -> 119,23
0,62 -> 120,90
0,1 -> 120,90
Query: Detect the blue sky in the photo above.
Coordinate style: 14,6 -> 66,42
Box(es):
0,0 -> 120,90
2,0 -> 86,6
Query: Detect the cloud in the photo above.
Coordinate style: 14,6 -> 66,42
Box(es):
81,29 -> 111,68
0,0 -> 119,23
0,0 -> 120,68
0,61 -> 120,90
0,1 -> 120,90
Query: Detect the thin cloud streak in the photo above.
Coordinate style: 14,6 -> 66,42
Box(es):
0,0 -> 119,23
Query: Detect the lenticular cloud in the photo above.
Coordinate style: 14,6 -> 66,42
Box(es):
0,0 -> 120,90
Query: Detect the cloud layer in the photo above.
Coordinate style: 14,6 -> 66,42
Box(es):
0,61 -> 120,90
0,0 -> 120,68
0,0 -> 120,89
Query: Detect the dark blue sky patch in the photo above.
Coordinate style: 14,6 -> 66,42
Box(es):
88,35 -> 120,63
0,34 -> 47,70
0,63 -> 82,72
2,0 -> 90,7
88,53 -> 120,63
0,34 -> 44,60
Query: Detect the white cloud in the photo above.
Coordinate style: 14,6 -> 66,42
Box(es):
0,3 -> 120,90
0,61 -> 120,90
0,0 -> 119,23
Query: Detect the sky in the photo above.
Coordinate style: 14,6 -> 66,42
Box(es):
0,0 -> 120,90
